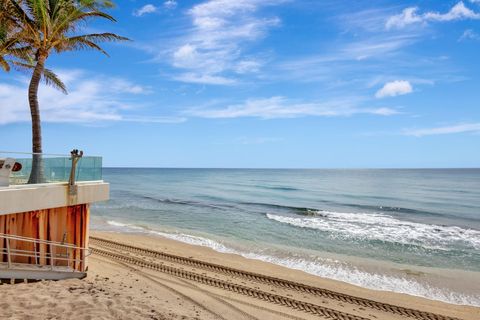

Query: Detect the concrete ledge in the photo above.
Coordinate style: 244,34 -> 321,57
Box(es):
0,181 -> 109,215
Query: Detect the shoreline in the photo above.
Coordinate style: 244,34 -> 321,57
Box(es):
94,219 -> 480,307
90,230 -> 479,320
2,230 -> 478,320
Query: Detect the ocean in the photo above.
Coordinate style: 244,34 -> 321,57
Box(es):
90,168 -> 480,306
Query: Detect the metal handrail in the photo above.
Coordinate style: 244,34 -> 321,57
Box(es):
0,233 -> 89,250
0,233 -> 90,272
0,151 -> 100,157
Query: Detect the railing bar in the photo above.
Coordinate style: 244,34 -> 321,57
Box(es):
2,253 -> 76,261
1,233 -> 75,243
2,248 -> 87,257
2,249 -> 87,258
0,234 -> 87,249
0,151 -> 76,157
0,234 -> 88,271
2,251 -> 74,259
1,258 -> 85,263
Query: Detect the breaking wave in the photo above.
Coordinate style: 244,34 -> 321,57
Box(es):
265,211 -> 480,251
99,220 -> 480,307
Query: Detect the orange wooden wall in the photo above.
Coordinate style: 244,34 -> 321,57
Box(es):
0,204 -> 90,271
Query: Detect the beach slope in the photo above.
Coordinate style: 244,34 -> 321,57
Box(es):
1,231 -> 478,320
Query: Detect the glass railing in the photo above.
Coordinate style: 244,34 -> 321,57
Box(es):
0,152 -> 102,186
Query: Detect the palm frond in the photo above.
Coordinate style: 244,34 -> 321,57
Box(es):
79,0 -> 115,9
0,56 -> 10,72
62,37 -> 108,55
58,33 -> 129,55
42,67 -> 67,94
13,60 -> 68,94
70,10 -> 117,23
52,10 -> 117,37
68,33 -> 129,43
8,0 -> 36,28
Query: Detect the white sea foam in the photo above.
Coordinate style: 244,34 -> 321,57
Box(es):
102,219 -> 480,307
240,252 -> 480,307
106,220 -> 235,253
266,212 -> 480,251
106,220 -> 144,230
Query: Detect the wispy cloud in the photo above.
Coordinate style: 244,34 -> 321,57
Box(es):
404,123 -> 480,137
133,4 -> 157,17
459,29 -> 480,41
273,34 -> 421,89
386,2 -> 480,29
164,0 -> 178,10
165,0 -> 284,84
173,73 -> 236,85
133,1 -> 177,17
375,80 -> 413,98
185,96 -> 398,119
0,70 -> 184,125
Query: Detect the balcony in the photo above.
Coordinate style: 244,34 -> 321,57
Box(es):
0,151 -> 109,279
2,151 -> 103,186
0,151 -> 108,214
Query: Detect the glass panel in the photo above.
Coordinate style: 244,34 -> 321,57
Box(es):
1,153 -> 102,186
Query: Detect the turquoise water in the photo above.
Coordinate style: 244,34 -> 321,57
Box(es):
91,168 -> 480,306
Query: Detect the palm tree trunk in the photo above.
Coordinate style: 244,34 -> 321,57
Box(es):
27,53 -> 46,184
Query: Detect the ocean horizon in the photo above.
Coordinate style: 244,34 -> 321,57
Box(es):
91,168 -> 480,307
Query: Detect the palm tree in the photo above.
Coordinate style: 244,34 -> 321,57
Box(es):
0,1 -> 20,71
4,0 -> 128,183
1,7 -> 65,88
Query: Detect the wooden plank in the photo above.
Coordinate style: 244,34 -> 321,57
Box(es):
0,204 -> 89,271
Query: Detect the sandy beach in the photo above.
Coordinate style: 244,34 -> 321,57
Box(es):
0,231 -> 478,320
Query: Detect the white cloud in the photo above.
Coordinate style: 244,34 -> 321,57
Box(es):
0,70 -> 183,125
404,123 -> 480,137
168,0 -> 283,84
343,36 -> 417,61
386,7 -> 423,29
386,2 -> 480,29
185,96 -> 398,119
133,4 -> 157,17
173,73 -> 236,85
234,60 -> 262,74
425,2 -> 480,21
164,0 -> 177,9
375,80 -> 413,98
274,33 -> 421,86
459,29 -> 480,41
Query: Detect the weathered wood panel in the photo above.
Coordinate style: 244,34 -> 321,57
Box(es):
0,204 -> 89,271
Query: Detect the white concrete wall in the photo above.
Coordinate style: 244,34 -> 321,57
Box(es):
0,181 -> 109,215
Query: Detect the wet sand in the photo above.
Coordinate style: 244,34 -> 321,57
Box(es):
0,231 -> 478,320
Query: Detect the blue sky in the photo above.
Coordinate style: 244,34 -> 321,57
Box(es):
0,0 -> 479,167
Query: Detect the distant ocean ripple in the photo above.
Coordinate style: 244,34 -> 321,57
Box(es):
91,168 -> 480,306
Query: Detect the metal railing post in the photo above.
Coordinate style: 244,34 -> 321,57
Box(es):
49,243 -> 54,270
81,248 -> 85,272
34,241 -> 38,265
6,238 -> 11,268
68,149 -> 83,196
67,248 -> 71,270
